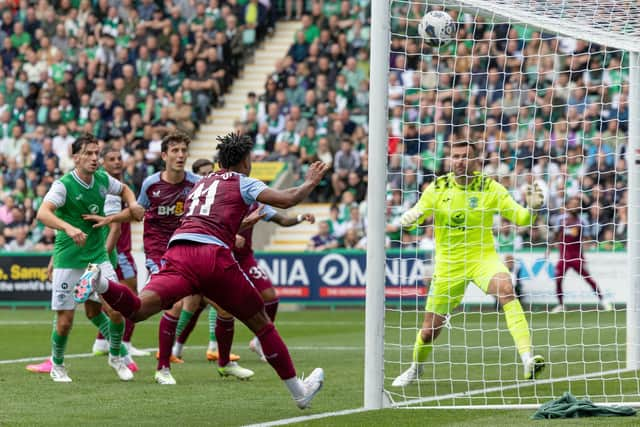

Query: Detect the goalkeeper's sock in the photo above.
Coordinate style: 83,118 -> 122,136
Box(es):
503,299 -> 532,360
51,329 -> 68,365
175,309 -> 194,339
90,311 -> 111,341
412,331 -> 433,363
108,318 -> 125,357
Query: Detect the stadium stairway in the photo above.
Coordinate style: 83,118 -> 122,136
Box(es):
186,20 -> 301,168
130,20 -> 301,253
263,203 -> 331,251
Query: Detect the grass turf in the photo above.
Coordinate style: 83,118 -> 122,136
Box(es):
0,308 -> 638,426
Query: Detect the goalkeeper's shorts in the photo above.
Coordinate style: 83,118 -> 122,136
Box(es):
426,253 -> 509,315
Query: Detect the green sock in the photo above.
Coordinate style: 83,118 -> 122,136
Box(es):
208,307 -> 217,343
412,331 -> 433,363
109,319 -> 125,357
51,330 -> 68,365
176,310 -> 194,338
503,299 -> 532,356
90,312 -> 111,341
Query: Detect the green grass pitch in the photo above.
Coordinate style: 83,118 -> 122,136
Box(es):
0,308 -> 638,426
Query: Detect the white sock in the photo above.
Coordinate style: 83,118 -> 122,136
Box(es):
95,274 -> 108,293
173,342 -> 183,357
284,377 -> 305,400
521,351 -> 532,365
208,341 -> 218,351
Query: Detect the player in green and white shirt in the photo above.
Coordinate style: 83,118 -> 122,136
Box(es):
392,141 -> 546,387
29,134 -> 143,383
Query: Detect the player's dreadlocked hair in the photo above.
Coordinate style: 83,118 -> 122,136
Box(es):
71,133 -> 99,155
216,132 -> 254,169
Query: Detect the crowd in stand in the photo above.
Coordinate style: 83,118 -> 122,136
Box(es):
0,1 -> 630,254
298,6 -> 629,252
0,0 -> 279,252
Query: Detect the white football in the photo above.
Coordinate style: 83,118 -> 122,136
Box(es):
418,10 -> 457,48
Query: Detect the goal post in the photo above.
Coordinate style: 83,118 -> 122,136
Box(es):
627,50 -> 640,371
364,0 -> 391,410
365,0 -> 640,410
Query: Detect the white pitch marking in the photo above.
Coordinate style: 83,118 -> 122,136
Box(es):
0,346 -> 362,365
242,407 -> 371,427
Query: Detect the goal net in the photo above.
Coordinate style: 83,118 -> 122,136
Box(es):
376,0 -> 640,408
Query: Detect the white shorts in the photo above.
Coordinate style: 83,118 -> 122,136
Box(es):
51,262 -> 117,311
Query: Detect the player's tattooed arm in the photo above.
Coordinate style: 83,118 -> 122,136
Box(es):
271,212 -> 316,226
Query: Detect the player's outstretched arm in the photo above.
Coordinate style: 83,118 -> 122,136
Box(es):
495,181 -> 537,226
272,212 -> 316,227
257,161 -> 329,209
120,185 -> 145,221
400,182 -> 436,229
82,208 -> 137,228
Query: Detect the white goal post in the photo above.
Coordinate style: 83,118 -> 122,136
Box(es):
365,0 -> 640,410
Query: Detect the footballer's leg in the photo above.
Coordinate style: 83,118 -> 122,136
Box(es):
202,299 -> 241,362
576,259 -> 610,310
392,311 -> 446,387
202,247 -> 323,408
243,255 -> 278,361
172,295 -> 205,359
28,267 -> 80,381
552,260 -> 567,312
485,269 -> 545,380
392,272 -> 465,387
88,299 -> 133,381
74,251 -> 198,384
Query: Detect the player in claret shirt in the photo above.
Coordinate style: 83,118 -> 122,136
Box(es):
74,132 -> 329,409
550,196 -> 610,313
392,140 -> 546,387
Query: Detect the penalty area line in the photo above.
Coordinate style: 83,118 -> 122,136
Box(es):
243,407 -> 371,427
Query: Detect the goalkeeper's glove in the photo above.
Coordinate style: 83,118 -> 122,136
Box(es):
400,208 -> 422,228
525,182 -> 545,209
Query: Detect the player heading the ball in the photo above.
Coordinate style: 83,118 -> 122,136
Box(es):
74,132 -> 329,409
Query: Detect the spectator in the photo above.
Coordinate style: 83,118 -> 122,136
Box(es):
307,220 -> 338,251
4,228 -> 34,252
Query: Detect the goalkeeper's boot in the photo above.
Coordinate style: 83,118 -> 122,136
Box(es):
74,263 -> 101,303
392,363 -> 423,387
217,361 -> 254,380
295,368 -> 325,409
155,367 -> 176,385
524,355 -> 546,380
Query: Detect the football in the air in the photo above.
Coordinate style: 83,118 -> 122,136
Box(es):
418,10 -> 456,48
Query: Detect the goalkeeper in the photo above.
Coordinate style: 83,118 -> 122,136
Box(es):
392,141 -> 545,387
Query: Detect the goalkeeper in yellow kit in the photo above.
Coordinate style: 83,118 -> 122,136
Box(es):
392,141 -> 546,387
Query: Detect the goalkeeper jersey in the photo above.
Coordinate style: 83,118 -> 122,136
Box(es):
414,172 -> 533,262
